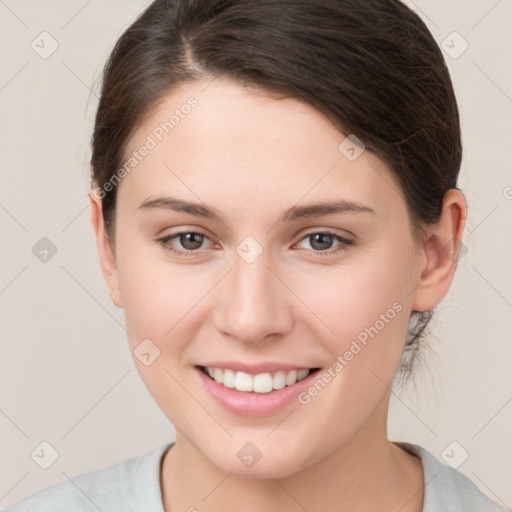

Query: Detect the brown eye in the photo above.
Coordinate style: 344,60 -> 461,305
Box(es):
308,233 -> 336,251
157,230 -> 213,258
296,231 -> 354,256
176,232 -> 205,251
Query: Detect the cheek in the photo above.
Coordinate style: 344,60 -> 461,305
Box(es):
114,240 -> 204,422
115,234 -> 220,359
290,247 -> 413,384
292,265 -> 412,433
291,247 -> 412,340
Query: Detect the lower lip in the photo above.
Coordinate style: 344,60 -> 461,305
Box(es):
194,366 -> 320,417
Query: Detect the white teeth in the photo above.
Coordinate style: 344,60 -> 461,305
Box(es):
273,371 -> 286,390
285,370 -> 298,386
223,369 -> 236,388
253,373 -> 273,393
213,368 -> 223,384
297,369 -> 309,380
234,371 -> 253,392
204,367 -> 313,393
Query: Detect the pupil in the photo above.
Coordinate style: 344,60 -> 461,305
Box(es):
181,232 -> 203,250
311,233 -> 332,250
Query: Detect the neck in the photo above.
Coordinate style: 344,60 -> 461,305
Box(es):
160,401 -> 424,512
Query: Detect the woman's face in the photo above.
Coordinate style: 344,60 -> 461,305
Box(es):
94,78 -> 433,478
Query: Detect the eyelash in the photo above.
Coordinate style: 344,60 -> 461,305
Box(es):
156,229 -> 354,259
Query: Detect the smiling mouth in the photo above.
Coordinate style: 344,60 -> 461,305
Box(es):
197,365 -> 321,394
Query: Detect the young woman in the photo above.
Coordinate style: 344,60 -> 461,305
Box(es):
6,0 -> 509,511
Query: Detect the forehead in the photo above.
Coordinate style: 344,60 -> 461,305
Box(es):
118,78 -> 405,223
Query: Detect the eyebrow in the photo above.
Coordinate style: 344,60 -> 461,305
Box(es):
138,195 -> 376,223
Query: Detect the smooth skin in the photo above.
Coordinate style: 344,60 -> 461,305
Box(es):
90,78 -> 466,512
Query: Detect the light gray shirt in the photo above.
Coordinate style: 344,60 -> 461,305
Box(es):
4,441 -> 510,511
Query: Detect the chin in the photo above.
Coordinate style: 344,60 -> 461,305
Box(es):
204,439 -> 315,480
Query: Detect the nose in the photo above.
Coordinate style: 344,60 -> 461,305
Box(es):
213,247 -> 294,345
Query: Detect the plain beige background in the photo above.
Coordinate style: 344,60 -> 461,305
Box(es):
1,0 -> 511,509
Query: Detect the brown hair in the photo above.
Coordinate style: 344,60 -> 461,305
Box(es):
90,0 -> 463,386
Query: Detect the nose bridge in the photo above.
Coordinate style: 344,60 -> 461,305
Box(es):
214,238 -> 292,343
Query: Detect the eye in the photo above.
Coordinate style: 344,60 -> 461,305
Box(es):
295,231 -> 354,256
157,230 -> 213,257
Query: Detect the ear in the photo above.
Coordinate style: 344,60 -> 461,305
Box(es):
89,191 -> 123,309
411,189 -> 467,312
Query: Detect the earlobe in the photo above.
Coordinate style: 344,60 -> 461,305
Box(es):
89,192 -> 123,309
411,189 -> 467,312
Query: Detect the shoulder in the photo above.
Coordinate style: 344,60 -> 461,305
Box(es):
4,443 -> 172,512
394,442 -> 510,512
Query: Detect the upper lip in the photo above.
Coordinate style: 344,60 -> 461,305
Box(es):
197,361 -> 319,375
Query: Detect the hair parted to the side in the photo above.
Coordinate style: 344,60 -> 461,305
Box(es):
90,0 -> 463,387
